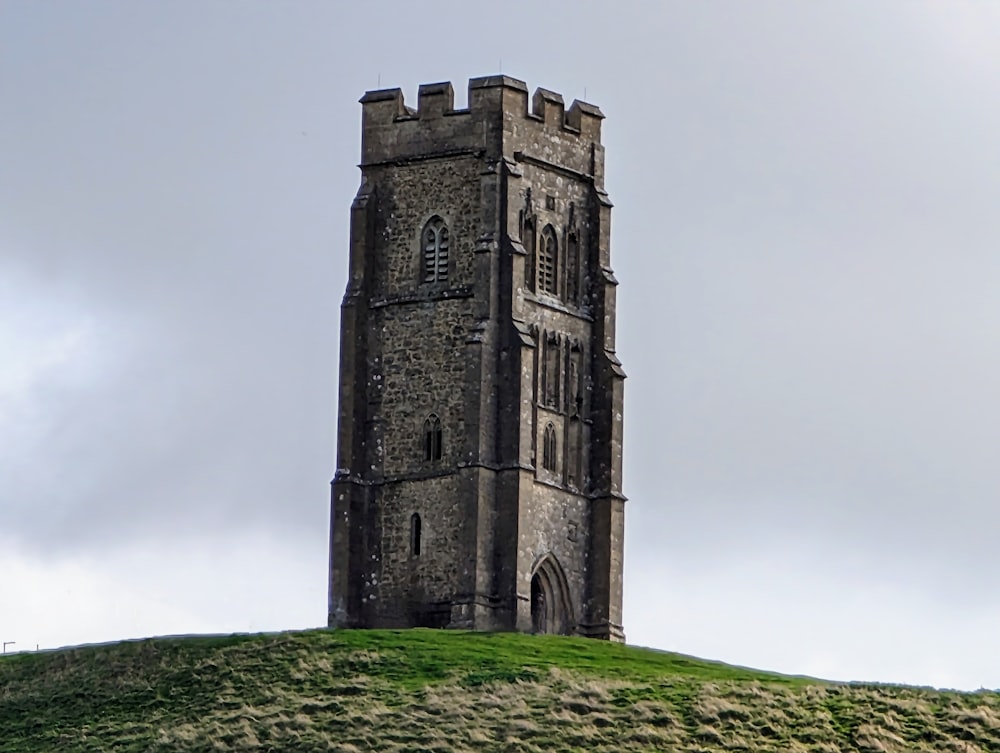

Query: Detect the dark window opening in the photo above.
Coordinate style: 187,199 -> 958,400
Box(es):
530,574 -> 546,633
423,414 -> 442,462
410,513 -> 422,557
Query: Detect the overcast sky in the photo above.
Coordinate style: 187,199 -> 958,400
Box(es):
3,1 -> 1000,690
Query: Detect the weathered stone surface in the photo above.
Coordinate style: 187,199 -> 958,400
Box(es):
329,76 -> 626,641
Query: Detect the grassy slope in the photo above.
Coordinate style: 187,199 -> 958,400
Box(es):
1,629 -> 998,752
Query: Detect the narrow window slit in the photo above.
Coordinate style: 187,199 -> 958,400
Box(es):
410,513 -> 422,557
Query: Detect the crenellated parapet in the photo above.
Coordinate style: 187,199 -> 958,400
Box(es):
359,76 -> 604,177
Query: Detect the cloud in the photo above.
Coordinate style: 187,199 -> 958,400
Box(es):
908,1 -> 1000,76
0,531 -> 325,651
0,263 -> 118,514
3,0 -> 1000,688
0,284 -> 99,435
0,247 -> 334,553
627,547 -> 1000,690
614,0 -> 1000,613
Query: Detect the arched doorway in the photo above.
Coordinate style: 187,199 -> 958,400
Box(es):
529,554 -> 574,635
530,575 -> 547,633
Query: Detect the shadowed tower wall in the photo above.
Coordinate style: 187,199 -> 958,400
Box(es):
328,76 -> 626,641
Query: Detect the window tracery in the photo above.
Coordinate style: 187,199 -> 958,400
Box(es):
422,413 -> 442,461
421,216 -> 449,282
542,422 -> 557,472
538,224 -> 558,295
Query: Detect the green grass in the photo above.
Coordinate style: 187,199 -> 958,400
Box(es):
1,628 -> 997,752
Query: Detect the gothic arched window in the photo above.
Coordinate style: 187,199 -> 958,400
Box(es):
538,225 -> 557,295
542,422 -> 557,472
410,513 -> 422,557
422,414 -> 442,462
422,216 -> 449,282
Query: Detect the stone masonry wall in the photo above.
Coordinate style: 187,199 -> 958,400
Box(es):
372,474 -> 465,627
517,482 -> 591,627
507,161 -> 603,634
369,158 -> 482,296
331,76 -> 624,640
375,301 -> 471,476
361,154 -> 482,625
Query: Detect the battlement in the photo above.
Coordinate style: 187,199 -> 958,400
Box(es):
359,76 -> 604,145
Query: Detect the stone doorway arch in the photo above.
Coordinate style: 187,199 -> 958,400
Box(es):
529,553 -> 574,635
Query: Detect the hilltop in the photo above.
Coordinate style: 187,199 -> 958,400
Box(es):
1,629 -> 998,752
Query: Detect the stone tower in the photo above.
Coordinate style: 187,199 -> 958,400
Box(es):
328,76 -> 625,641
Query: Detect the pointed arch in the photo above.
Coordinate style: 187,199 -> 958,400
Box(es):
421,216 -> 449,282
537,224 -> 558,295
410,512 -> 422,557
542,422 -> 557,472
529,553 -> 574,635
422,413 -> 442,461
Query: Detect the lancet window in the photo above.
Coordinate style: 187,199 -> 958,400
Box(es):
538,225 -> 558,295
422,414 -> 442,461
410,513 -> 422,557
421,216 -> 449,282
542,423 -> 557,472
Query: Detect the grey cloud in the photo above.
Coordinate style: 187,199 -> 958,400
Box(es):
3,0 -> 999,687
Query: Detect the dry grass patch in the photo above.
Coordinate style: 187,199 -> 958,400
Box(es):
3,629 -> 1000,752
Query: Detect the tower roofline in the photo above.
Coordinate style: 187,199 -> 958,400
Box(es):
468,74 -> 529,92
358,76 -> 604,145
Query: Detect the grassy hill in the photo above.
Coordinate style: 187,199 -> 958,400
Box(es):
1,629 -> 998,752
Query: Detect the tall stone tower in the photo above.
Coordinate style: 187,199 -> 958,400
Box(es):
328,76 -> 625,641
